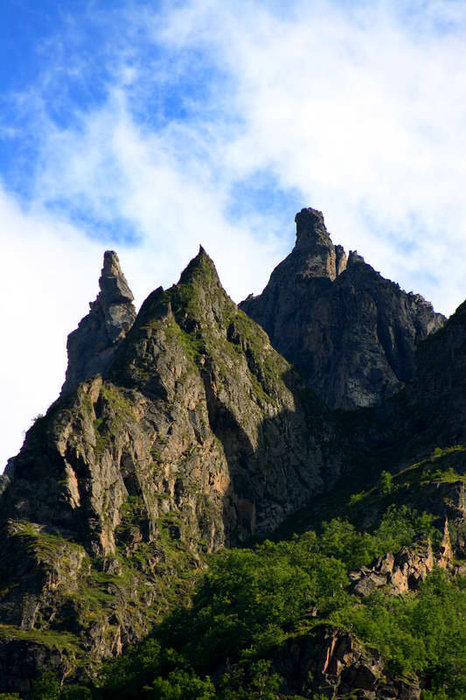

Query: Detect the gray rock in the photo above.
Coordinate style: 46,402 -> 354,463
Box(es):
61,251 -> 136,395
240,208 -> 445,409
350,524 -> 453,598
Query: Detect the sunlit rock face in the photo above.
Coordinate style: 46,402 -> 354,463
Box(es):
240,208 -> 445,409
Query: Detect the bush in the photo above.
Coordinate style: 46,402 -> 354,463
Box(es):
380,470 -> 393,495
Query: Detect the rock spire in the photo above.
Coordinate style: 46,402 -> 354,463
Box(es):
240,209 -> 445,409
290,207 -> 347,280
61,251 -> 136,395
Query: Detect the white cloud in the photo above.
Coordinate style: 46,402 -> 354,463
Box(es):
0,189 -> 103,468
162,0 -> 466,307
0,93 -> 287,470
1,0 -> 465,469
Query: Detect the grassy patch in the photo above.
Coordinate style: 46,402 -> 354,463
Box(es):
163,318 -> 206,363
92,383 -> 137,455
0,624 -> 78,652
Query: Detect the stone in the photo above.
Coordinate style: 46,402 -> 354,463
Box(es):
61,251 -> 136,395
350,530 -> 453,598
240,208 -> 445,409
0,231 -> 464,695
271,625 -> 387,698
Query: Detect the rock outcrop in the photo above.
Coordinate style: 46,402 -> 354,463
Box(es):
401,298 -> 466,449
240,208 -> 445,409
358,300 -> 466,464
271,625 -> 420,699
350,522 -> 452,597
61,251 -> 136,395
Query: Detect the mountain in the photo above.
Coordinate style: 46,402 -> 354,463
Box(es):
0,245 -> 342,693
0,211 -> 464,699
240,208 -> 445,409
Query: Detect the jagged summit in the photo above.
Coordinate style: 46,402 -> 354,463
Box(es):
240,208 -> 445,409
294,207 -> 331,249
177,244 -> 220,288
99,250 -> 134,306
0,243 -> 334,689
347,250 -> 365,266
268,207 -> 347,282
61,250 -> 136,395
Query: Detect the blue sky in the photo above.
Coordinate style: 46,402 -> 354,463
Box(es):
1,0 -> 465,469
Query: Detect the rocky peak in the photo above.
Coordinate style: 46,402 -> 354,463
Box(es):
178,245 -> 221,290
240,207 -> 445,409
0,233 -> 462,695
295,208 -> 331,249
291,208 -> 343,280
347,249 -> 365,266
99,250 -> 134,306
61,251 -> 136,395
335,244 -> 347,275
0,246 -> 335,685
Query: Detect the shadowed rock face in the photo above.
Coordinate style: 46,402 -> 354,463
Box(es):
240,208 -> 445,409
61,251 -> 136,395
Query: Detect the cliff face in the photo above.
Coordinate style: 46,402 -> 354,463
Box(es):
0,247 -> 341,691
402,298 -> 466,447
358,298 -> 466,463
106,247 -> 338,542
240,208 -> 445,409
61,251 -> 136,396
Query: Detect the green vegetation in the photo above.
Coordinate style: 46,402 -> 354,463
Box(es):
90,383 -> 137,455
228,310 -> 290,397
154,315 -> 206,364
8,521 -> 85,565
346,445 -> 466,515
93,504 -> 462,698
154,249 -> 291,408
333,569 -> 466,682
21,504 -> 462,700
5,460 -> 466,700
379,470 -> 393,495
0,626 -> 77,652
4,254 -> 465,698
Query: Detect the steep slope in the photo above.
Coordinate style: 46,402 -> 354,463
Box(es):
91,293 -> 466,700
240,208 -> 444,409
273,296 -> 466,541
401,298 -> 466,448
357,296 -> 466,465
0,248 -> 340,694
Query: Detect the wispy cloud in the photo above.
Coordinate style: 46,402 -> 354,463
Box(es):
1,0 -> 465,468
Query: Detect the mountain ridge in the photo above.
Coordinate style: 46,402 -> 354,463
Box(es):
240,208 -> 445,409
0,208 -> 464,699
